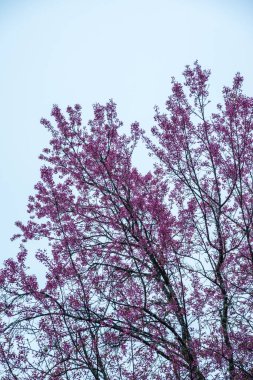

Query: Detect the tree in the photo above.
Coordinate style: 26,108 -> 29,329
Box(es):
0,62 -> 253,380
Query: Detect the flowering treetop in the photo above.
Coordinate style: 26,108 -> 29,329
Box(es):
0,62 -> 253,380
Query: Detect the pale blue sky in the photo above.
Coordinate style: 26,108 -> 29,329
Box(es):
1,0 -> 253,266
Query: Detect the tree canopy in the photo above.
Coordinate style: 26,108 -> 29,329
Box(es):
1,62 -> 253,380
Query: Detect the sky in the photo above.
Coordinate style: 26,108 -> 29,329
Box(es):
1,0 -> 253,270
